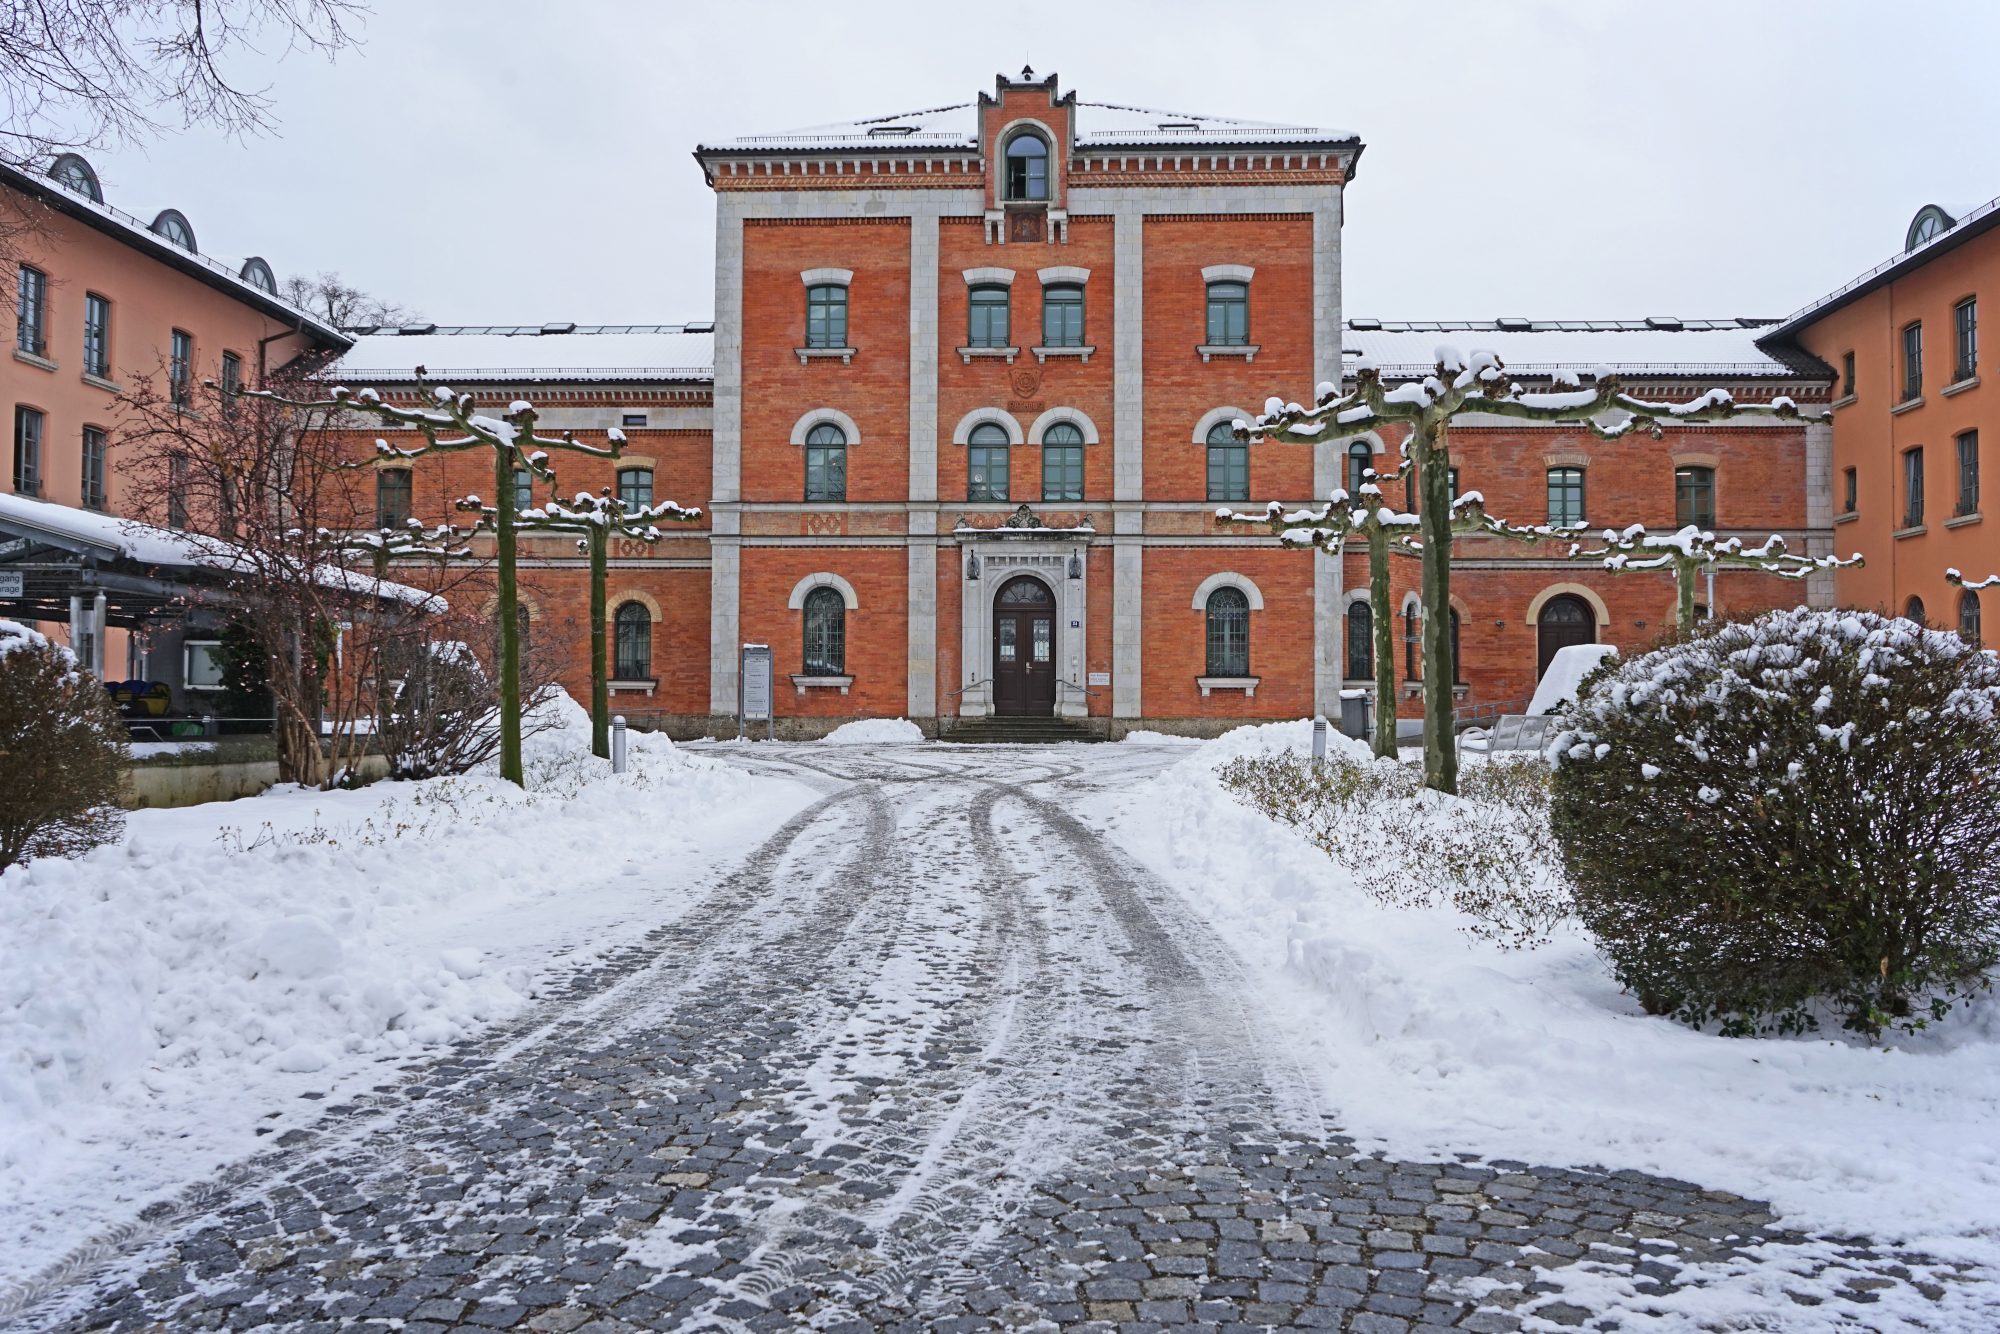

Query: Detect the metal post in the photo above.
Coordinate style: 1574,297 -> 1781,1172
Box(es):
91,591 -> 107,676
1312,715 -> 1327,765
203,714 -> 216,739
611,714 -> 628,774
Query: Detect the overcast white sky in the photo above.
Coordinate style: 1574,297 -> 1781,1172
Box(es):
73,0 -> 2000,328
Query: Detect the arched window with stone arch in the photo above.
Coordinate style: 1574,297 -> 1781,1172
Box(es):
804,422 -> 846,501
1959,588 -> 1983,646
967,421 -> 1011,501
1206,419 -> 1248,502
1205,586 -> 1250,677
1906,595 -> 1928,626
613,601 -> 652,679
1004,131 -> 1050,200
1346,440 -> 1373,496
1041,420 -> 1084,501
803,586 -> 846,676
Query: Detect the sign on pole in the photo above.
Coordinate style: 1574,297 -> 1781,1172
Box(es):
740,642 -> 774,740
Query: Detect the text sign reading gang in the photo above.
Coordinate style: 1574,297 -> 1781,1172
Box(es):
0,571 -> 22,598
741,643 -> 774,722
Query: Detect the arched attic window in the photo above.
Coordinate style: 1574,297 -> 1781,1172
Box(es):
239,257 -> 277,294
150,208 -> 196,252
1004,132 -> 1049,201
49,153 -> 102,202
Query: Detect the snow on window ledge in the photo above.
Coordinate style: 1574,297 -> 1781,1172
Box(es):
1831,392 -> 1858,410
1890,395 -> 1925,416
1197,344 -> 1260,363
1892,524 -> 1928,540
1945,512 -> 1983,529
791,673 -> 854,695
13,348 -> 58,373
1196,675 -> 1260,697
1834,510 -> 1860,525
81,371 -> 122,394
1941,374 -> 1981,398
1031,345 -> 1095,364
794,346 -> 857,365
958,346 -> 1021,365
608,678 -> 658,696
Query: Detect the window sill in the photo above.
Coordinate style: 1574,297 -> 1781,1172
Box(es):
1834,510 -> 1860,524
794,346 -> 857,365
957,346 -> 1021,364
1946,511 -> 1983,529
1197,675 -> 1259,697
791,673 -> 854,695
1943,374 -> 1981,397
608,678 -> 658,696
1031,345 -> 1095,363
13,348 -> 56,372
1890,395 -> 1925,416
1831,392 -> 1857,410
1197,344 -> 1260,363
81,371 -> 121,393
1893,524 -> 1927,540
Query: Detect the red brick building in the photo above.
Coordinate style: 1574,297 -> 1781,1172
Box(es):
330,71 -> 1838,737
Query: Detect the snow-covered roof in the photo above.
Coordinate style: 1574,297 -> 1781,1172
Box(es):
1760,191 -> 2000,347
0,493 -> 441,608
699,100 -> 1356,154
1343,318 -> 1820,380
335,326 -> 716,383
0,160 -> 349,350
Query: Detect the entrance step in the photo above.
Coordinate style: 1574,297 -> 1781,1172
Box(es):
942,716 -> 1106,745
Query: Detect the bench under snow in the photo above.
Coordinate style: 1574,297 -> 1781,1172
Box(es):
1465,643 -> 1620,755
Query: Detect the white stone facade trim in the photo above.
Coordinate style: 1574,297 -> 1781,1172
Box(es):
1190,405 -> 1254,445
1191,571 -> 1266,611
1027,406 -> 1101,446
1037,265 -> 1091,285
950,407 -> 1024,446
962,266 -> 1017,287
954,540 -> 1091,720
788,407 -> 862,446
786,571 -> 860,611
1201,263 -> 1256,285
799,267 -> 853,287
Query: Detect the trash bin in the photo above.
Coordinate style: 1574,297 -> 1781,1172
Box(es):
1338,688 -> 1371,742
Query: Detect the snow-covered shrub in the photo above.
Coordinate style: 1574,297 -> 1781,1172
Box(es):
0,620 -> 128,871
1219,751 -> 1570,947
1550,607 -> 2000,1037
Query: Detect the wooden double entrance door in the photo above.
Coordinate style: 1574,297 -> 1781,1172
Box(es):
992,575 -> 1057,716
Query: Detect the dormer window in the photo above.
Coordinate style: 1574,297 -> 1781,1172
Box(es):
49,153 -> 103,203
150,209 -> 197,252
1004,132 -> 1049,201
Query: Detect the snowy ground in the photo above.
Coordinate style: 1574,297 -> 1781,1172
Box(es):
0,701 -> 817,1305
3,727 -> 1995,1331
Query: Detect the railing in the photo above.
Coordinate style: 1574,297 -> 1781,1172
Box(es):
1452,697 -> 1530,732
944,678 -> 993,699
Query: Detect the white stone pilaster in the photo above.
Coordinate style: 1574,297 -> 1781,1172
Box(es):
709,195 -> 746,714
1311,188 -> 1345,716
907,212 -> 941,717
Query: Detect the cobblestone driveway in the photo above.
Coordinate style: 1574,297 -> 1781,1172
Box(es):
7,746 -> 1971,1332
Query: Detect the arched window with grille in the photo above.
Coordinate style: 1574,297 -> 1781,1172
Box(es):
804,422 -> 846,501
1905,595 -> 1928,626
613,602 -> 652,680
1042,420 -> 1084,501
1347,441 -> 1373,496
1345,600 -> 1372,680
1206,419 -> 1248,502
1959,588 -> 1982,646
968,421 -> 1010,501
1403,602 -> 1421,680
803,586 -> 846,675
1205,586 -> 1250,676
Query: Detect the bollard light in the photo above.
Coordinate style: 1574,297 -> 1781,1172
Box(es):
1311,716 -> 1327,765
611,715 -> 628,774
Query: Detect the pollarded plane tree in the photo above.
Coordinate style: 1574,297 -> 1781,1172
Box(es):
1217,455 -> 1416,760
244,378 -> 628,786
1947,570 -> 2000,591
1246,354 -> 1814,793
1443,496 -> 1862,637
456,487 -> 700,759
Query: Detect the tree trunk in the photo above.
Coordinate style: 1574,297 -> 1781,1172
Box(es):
1415,419 -> 1458,794
589,530 -> 609,760
1677,563 -> 1697,637
495,446 -> 523,786
1368,525 -> 1397,760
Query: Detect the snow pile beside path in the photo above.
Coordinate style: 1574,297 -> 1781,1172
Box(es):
1527,642 -> 1617,716
1089,728 -> 2000,1284
1118,729 -> 1204,745
821,717 -> 925,745
0,705 -> 816,1283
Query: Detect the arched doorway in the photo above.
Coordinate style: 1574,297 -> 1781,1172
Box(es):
993,575 -> 1056,716
1537,593 -> 1596,679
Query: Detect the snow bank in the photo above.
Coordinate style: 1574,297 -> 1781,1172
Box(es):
0,698 -> 815,1284
820,717 -> 925,745
1085,730 -> 2000,1292
1118,729 -> 1205,745
1526,642 -> 1618,716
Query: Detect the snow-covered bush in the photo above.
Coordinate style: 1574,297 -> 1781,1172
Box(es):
1219,751 -> 1570,947
0,620 -> 128,871
1550,608 -> 2000,1037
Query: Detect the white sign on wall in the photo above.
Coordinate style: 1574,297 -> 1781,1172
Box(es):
0,571 -> 22,598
